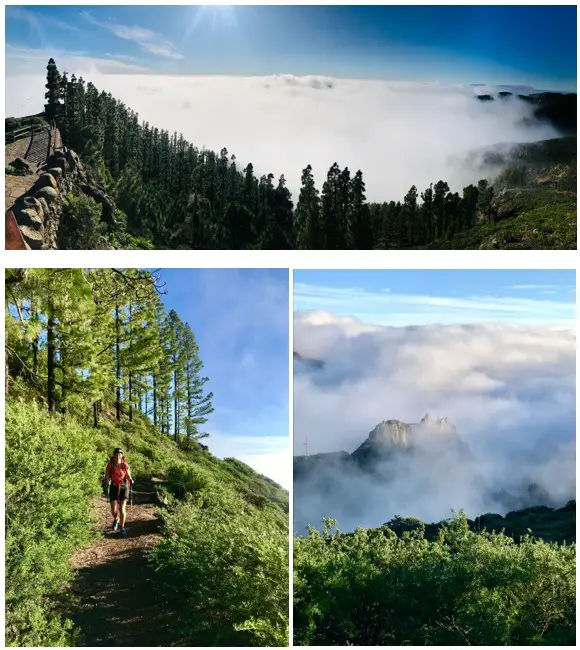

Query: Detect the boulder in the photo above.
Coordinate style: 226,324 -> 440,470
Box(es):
46,167 -> 63,182
14,195 -> 42,212
33,173 -> 58,192
20,225 -> 44,249
16,208 -> 44,230
55,157 -> 68,173
35,186 -> 59,204
37,197 -> 51,220
65,149 -> 80,172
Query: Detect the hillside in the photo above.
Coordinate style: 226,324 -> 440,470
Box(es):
5,268 -> 288,647
424,137 -> 577,249
5,58 -> 576,250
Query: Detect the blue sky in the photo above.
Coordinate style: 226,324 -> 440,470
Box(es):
159,268 -> 289,487
294,270 -> 576,326
5,5 -> 576,89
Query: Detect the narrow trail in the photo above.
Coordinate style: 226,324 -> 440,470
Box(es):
68,478 -> 172,647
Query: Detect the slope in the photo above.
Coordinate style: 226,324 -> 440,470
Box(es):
5,400 -> 289,647
426,137 -> 577,250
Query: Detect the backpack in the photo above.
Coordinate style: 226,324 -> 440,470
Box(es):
109,459 -> 129,486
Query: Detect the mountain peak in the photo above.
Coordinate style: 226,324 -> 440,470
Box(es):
352,415 -> 458,466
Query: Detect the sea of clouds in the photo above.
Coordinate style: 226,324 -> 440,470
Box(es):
5,63 -> 562,202
294,311 -> 576,531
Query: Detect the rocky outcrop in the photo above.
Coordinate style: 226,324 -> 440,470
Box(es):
351,414 -> 461,468
294,414 -> 464,481
7,145 -> 117,250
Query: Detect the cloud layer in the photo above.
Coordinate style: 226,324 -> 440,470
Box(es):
5,67 -> 562,201
294,311 -> 575,531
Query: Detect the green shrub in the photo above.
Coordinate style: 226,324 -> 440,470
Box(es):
58,193 -> 107,250
294,513 -> 576,646
5,401 -> 102,646
151,488 -> 289,646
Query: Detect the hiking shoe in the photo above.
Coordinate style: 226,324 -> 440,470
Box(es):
120,528 -> 127,537
112,518 -> 120,531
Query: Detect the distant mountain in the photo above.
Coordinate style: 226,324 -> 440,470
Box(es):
474,91 -> 577,134
294,413 -> 464,479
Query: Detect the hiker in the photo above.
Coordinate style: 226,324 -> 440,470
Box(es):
104,448 -> 134,537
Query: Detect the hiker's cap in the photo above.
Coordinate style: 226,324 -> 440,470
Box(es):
113,447 -> 123,455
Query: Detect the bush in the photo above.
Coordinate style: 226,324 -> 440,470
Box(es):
294,513 -> 575,646
58,193 -> 107,250
5,401 -> 102,646
151,488 -> 289,646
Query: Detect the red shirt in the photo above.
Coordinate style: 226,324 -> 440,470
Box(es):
107,459 -> 130,486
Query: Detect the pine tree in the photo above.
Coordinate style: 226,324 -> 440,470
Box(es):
44,59 -> 61,122
295,165 -> 321,249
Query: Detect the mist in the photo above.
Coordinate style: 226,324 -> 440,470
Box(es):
294,311 -> 575,532
5,69 -> 562,202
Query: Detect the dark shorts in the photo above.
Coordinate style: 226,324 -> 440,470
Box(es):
108,483 -> 128,502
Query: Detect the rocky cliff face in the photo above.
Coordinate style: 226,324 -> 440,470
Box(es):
7,146 -> 115,250
295,414 -> 463,480
351,413 -> 459,467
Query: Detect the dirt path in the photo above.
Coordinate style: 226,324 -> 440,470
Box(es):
68,479 -> 172,646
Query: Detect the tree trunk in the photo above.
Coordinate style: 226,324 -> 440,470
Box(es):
129,371 -> 133,422
174,368 -> 179,445
115,299 -> 121,422
93,401 -> 99,428
47,304 -> 56,414
186,362 -> 192,448
153,374 -> 157,428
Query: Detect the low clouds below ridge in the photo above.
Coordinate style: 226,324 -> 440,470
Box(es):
294,311 -> 575,531
5,67 -> 562,201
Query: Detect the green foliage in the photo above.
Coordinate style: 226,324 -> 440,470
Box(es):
58,193 -> 107,250
151,487 -> 289,646
5,401 -> 101,646
294,513 -> 575,646
5,165 -> 27,176
5,114 -> 46,133
432,188 -> 576,250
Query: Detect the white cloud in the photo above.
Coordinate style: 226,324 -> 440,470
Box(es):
294,283 -> 575,326
80,11 -> 184,60
4,67 -> 562,201
207,431 -> 290,489
294,311 -> 575,530
5,45 -> 151,79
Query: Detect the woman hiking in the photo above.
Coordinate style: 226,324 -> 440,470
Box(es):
104,448 -> 134,537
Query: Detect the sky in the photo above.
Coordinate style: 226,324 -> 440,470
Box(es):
159,268 -> 290,488
5,6 -> 577,89
294,270 -> 576,327
5,6 -> 575,203
293,270 -> 575,529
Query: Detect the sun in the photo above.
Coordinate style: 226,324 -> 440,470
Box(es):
184,5 -> 238,40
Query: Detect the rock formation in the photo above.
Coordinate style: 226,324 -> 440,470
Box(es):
7,145 -> 116,250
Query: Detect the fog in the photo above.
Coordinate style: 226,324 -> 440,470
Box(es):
5,69 -> 562,202
294,311 -> 575,531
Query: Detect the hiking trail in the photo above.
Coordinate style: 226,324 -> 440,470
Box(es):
68,477 -> 172,647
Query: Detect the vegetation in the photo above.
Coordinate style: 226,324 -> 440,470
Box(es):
34,58 -> 576,249
5,268 -> 289,647
5,113 -> 47,134
294,513 -> 575,646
